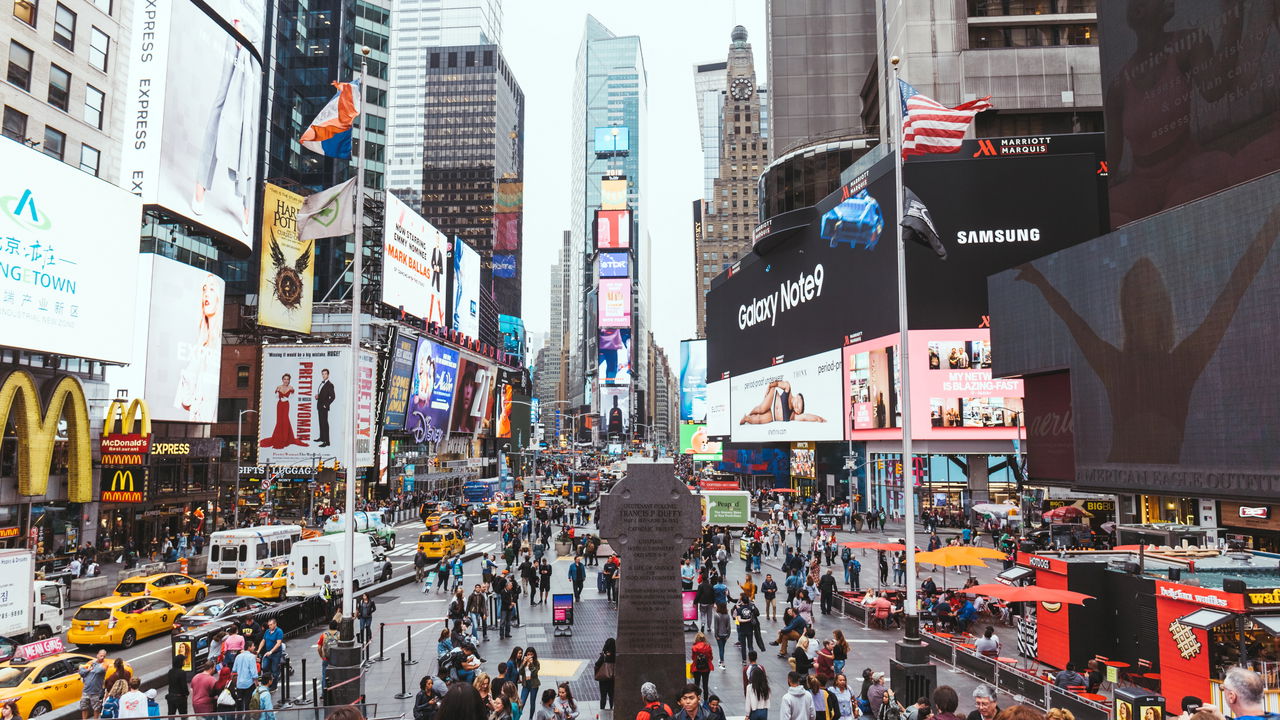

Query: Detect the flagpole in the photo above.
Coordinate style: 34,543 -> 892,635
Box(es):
344,47 -> 369,624
890,55 -> 921,643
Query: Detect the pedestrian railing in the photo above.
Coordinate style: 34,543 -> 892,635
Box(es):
112,704 -> 390,720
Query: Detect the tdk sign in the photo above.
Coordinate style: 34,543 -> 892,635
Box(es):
738,264 -> 825,329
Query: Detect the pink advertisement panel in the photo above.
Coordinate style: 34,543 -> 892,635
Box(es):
843,328 -> 1024,441
598,278 -> 632,328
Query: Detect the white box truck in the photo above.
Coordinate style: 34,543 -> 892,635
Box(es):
286,535 -> 391,598
0,549 -> 67,646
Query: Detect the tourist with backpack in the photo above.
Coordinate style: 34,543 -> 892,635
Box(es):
636,683 -> 673,720
248,674 -> 275,720
690,633 -> 714,699
735,596 -> 758,664
317,621 -> 339,695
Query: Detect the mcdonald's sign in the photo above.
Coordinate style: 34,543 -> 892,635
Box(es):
0,370 -> 92,503
100,398 -> 151,456
101,469 -> 144,503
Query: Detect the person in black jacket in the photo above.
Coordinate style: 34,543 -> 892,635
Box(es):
165,656 -> 188,715
818,570 -> 838,615
413,676 -> 440,720
695,578 -> 715,633
593,638 -> 616,709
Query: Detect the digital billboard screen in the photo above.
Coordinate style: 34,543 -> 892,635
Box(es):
120,0 -> 262,250
595,209 -> 631,250
450,359 -> 496,436
599,252 -> 629,278
405,338 -> 458,444
989,169 -> 1280,500
1098,1 -> 1280,227
598,329 -> 632,385
791,443 -> 815,479
382,330 -> 417,429
730,348 -> 845,443
598,278 -> 631,328
594,127 -> 630,154
601,387 -> 629,438
706,135 -> 1107,380
600,178 -> 628,210
0,140 -> 141,364
680,424 -> 723,461
843,329 -> 1023,442
383,193 -> 448,325
680,339 -> 708,423
452,238 -> 481,338
705,379 -> 731,439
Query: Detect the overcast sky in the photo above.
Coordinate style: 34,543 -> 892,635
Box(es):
504,0 -> 768,362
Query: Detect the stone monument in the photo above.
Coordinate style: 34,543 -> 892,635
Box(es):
599,459 -> 701,717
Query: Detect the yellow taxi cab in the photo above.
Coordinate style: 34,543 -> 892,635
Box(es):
417,528 -> 466,559
424,512 -> 445,528
113,573 -> 208,606
0,645 -> 133,718
235,565 -> 288,601
68,596 -> 187,649
499,500 -> 524,518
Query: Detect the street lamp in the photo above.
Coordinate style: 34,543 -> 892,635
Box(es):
234,409 -> 258,528
984,405 -> 1026,527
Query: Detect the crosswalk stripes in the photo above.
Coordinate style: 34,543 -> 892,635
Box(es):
386,542 -> 495,557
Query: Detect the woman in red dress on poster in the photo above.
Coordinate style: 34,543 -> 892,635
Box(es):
259,374 -> 308,448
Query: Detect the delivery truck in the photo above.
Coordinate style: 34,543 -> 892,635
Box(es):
0,549 -> 67,648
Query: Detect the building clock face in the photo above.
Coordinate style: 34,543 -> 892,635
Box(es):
730,77 -> 754,101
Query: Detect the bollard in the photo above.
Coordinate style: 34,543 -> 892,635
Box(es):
377,622 -> 387,661
312,678 -> 320,708
394,652 -> 413,698
405,625 -> 418,665
300,658 -> 307,702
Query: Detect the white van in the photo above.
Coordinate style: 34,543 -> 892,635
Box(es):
287,535 -> 392,598
206,525 -> 303,585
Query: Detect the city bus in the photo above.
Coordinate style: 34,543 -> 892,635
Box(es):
205,525 -> 303,585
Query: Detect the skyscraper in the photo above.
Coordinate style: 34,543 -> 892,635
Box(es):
694,26 -> 766,338
570,15 -> 647,420
386,0 -> 502,211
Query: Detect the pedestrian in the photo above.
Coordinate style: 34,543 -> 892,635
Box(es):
118,679 -> 147,719
438,684 -> 487,720
675,684 -> 710,720
358,594 -> 377,644
713,603 -> 732,670
436,557 -> 451,594
413,676 -> 441,720
259,618 -> 284,684
317,621 -> 339,694
530,690 -> 555,720
828,674 -> 855,720
637,683 -> 673,720
414,548 -> 429,582
105,659 -> 133,691
249,675 -> 275,720
567,557 -> 586,601
867,673 -> 888,717
930,687 -> 961,720
964,686 -> 999,720
819,570 -> 837,615
690,632 -> 714,699
762,574 -> 779,622
780,672 -> 815,720
735,596 -> 758,664
877,554 -> 889,587
592,638 -> 616,710
518,647 -> 541,717
77,649 -> 109,720
166,655 -> 189,715
746,665 -> 771,720
832,630 -> 849,675
231,644 -> 259,710
537,559 -> 552,605
695,576 -> 715,632
551,684 -> 578,720
468,584 -> 490,642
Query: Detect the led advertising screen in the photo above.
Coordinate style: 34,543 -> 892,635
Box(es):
705,379 -> 731,438
598,278 -> 631,328
0,140 -> 141,363
791,442 -> 815,479
452,237 -> 480,338
258,183 -> 312,333
382,193 -> 448,325
450,359 -> 496,435
989,170 -> 1280,500
599,252 -> 629,278
494,369 -> 521,439
707,136 -> 1106,379
354,350 -> 376,466
405,338 -> 458,444
598,329 -> 632,386
730,349 -> 845,443
600,178 -> 628,210
1099,1 -> 1280,227
680,424 -> 723,461
120,0 -> 262,250
595,209 -> 631,250
382,330 -> 417,429
680,339 -> 708,423
258,345 -> 350,464
143,256 -> 226,423
843,329 -> 1023,442
493,179 -> 522,317
601,387 -> 629,438
594,127 -> 630,154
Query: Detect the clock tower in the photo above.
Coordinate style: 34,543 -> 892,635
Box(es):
695,25 -> 765,337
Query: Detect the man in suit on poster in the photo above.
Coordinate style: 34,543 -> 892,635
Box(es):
316,369 -> 335,447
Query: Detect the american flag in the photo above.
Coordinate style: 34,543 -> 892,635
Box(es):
900,79 -> 993,157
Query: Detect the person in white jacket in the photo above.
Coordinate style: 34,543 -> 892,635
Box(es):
780,672 -> 816,720
746,665 -> 772,720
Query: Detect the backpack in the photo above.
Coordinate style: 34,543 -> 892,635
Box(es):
692,651 -> 712,673
249,688 -> 264,712
318,630 -> 338,659
642,704 -> 672,720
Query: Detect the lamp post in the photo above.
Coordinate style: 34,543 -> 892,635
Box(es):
984,406 -> 1027,528
234,409 -> 258,528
